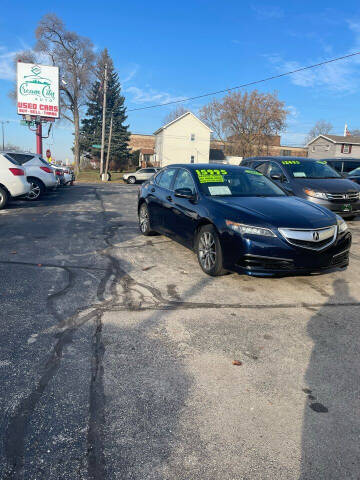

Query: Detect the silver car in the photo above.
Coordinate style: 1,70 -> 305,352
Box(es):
123,167 -> 159,184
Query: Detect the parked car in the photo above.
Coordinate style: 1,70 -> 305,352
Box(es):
123,167 -> 160,184
3,151 -> 57,200
0,153 -> 30,209
346,167 -> 360,186
137,164 -> 351,276
242,156 -> 360,219
323,158 -> 360,175
55,166 -> 73,185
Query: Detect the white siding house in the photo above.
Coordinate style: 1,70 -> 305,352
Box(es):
154,112 -> 211,167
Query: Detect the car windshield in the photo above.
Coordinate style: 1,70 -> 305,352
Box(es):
281,160 -> 341,179
348,167 -> 360,176
195,167 -> 286,197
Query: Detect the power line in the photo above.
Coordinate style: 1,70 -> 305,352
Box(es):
127,51 -> 360,112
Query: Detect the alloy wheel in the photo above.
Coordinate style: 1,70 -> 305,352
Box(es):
128,177 -> 136,184
139,205 -> 149,233
27,183 -> 41,200
198,231 -> 216,270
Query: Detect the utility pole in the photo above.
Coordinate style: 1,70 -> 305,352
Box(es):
1,121 -> 9,150
36,122 -> 43,155
104,113 -> 113,181
100,63 -> 108,178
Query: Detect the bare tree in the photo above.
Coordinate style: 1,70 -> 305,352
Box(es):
305,120 -> 333,144
350,129 -> 360,136
163,105 -> 189,125
199,90 -> 288,158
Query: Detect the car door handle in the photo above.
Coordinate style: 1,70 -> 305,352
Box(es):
151,187 -> 155,192
166,195 -> 173,202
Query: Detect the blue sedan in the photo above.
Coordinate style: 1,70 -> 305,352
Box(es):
137,164 -> 351,276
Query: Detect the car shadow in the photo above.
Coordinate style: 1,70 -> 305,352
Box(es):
299,278 -> 360,479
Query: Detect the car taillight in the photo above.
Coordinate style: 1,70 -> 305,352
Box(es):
64,170 -> 69,174
55,170 -> 62,176
40,166 -> 53,173
9,167 -> 25,176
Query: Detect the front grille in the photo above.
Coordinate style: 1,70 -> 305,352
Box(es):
288,238 -> 333,249
327,192 -> 359,201
278,226 -> 337,251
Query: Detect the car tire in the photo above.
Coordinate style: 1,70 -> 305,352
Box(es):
138,203 -> 155,236
196,224 -> 226,276
26,178 -> 44,201
0,186 -> 8,210
127,176 -> 136,184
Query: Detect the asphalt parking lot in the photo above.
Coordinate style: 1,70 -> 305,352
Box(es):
1,183 -> 360,480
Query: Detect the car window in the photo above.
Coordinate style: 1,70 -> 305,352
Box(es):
195,167 -> 286,197
327,160 -> 343,172
280,160 -> 341,179
343,161 -> 360,173
268,162 -> 285,178
7,153 -> 34,165
157,168 -> 177,190
348,167 -> 360,176
173,169 -> 196,194
142,168 -> 155,173
2,154 -> 20,165
255,162 -> 269,175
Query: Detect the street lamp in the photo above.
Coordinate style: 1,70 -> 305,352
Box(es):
1,121 -> 9,150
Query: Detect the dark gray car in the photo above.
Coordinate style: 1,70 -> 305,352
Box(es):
242,156 -> 360,219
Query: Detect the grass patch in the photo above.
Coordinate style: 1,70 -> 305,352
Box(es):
76,171 -> 125,183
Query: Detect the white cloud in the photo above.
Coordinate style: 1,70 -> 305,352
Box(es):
0,47 -> 18,80
121,65 -> 139,84
252,5 -> 284,19
125,86 -> 185,105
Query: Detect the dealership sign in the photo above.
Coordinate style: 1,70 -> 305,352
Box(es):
17,63 -> 59,119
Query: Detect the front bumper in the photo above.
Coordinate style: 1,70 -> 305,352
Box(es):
221,229 -> 351,276
304,196 -> 360,217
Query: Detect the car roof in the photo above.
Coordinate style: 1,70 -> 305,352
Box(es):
164,163 -> 244,171
244,156 -> 314,162
1,150 -> 38,156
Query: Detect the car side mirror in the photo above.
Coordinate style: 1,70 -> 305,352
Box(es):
270,173 -> 284,182
174,187 -> 195,200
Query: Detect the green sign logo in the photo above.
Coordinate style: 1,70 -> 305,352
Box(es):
19,65 -> 55,102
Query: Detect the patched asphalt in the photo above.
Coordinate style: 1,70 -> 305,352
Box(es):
1,183 -> 360,479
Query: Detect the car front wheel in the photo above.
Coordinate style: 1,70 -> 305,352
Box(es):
0,187 -> 8,209
127,176 -> 136,184
139,203 -> 155,236
196,225 -> 226,276
26,178 -> 44,201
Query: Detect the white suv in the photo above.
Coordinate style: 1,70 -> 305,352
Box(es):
0,153 -> 30,209
123,167 -> 160,184
4,151 -> 57,200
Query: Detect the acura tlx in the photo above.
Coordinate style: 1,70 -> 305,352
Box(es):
137,164 -> 351,276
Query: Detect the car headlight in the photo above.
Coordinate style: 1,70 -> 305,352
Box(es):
304,188 -> 328,199
337,216 -> 348,233
225,220 -> 276,237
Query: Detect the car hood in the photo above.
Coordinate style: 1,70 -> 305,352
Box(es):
291,177 -> 360,193
210,196 -> 336,228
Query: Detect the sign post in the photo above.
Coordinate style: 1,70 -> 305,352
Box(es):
17,62 -> 60,155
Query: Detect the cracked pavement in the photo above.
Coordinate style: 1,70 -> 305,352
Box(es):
1,183 -> 360,479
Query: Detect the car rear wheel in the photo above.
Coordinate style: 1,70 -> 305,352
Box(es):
127,176 -> 136,184
196,225 -> 226,276
26,178 -> 44,201
139,203 -> 155,236
0,187 -> 8,210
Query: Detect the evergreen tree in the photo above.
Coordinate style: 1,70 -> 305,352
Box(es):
80,49 -> 131,169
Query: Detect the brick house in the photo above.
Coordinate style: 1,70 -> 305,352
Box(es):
307,134 -> 360,159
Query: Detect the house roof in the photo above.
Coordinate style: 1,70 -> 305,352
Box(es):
140,148 -> 154,155
153,111 -> 212,135
307,134 -> 360,146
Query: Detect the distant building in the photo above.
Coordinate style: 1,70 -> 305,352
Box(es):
154,112 -> 211,167
128,134 -> 155,167
307,134 -> 360,159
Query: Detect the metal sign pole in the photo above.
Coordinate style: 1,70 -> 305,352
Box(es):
36,122 -> 43,156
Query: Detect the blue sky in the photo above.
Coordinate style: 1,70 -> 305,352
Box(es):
1,0 -> 360,160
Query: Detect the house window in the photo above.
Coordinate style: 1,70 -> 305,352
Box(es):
312,146 -> 316,152
342,144 -> 352,154
191,134 -> 195,141
281,149 -> 291,156
190,155 -> 195,163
